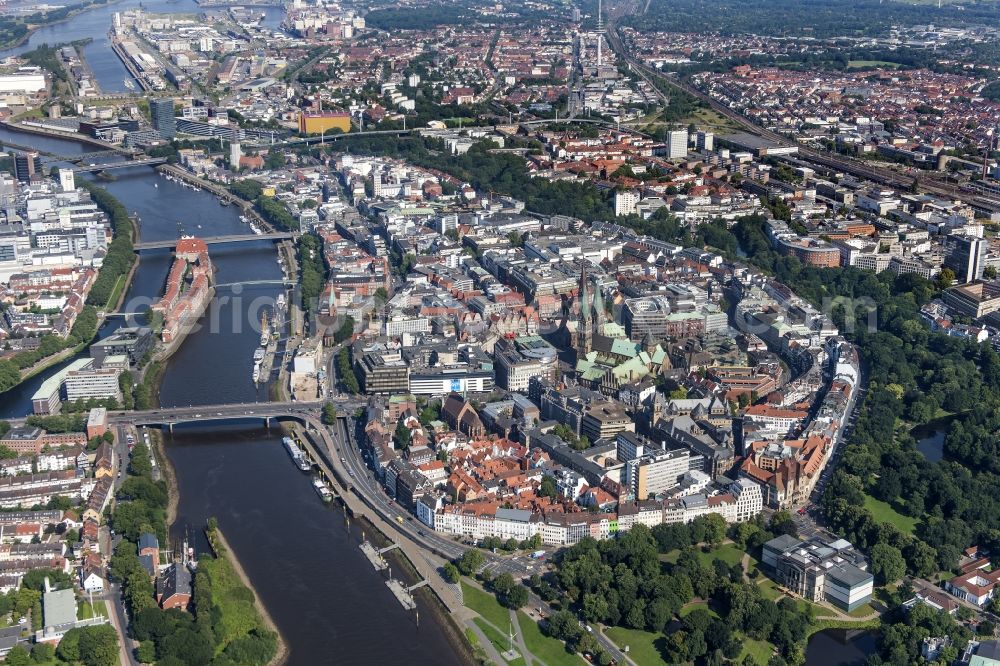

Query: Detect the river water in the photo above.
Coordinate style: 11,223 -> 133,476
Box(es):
0,0 -> 285,94
0,124 -> 465,664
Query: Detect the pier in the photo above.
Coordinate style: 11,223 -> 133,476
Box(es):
109,34 -> 152,92
386,578 -> 417,611
157,165 -> 274,233
359,541 -> 388,571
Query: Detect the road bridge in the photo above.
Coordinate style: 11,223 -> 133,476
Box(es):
214,279 -> 295,289
133,232 -> 295,251
70,157 -> 168,173
104,400 -> 363,430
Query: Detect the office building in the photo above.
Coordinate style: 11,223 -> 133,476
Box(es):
696,131 -> 714,152
63,356 -> 127,403
945,235 -> 987,283
493,336 -> 558,392
943,281 -> 1000,320
89,327 -> 154,366
624,448 -> 690,499
298,112 -> 351,135
356,350 -> 410,394
14,151 -> 41,183
58,168 -> 75,192
580,401 -> 634,441
149,98 -> 176,139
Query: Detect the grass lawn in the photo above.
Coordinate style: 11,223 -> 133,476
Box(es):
696,543 -> 745,567
797,599 -> 838,619
756,576 -> 783,600
103,274 -> 126,311
659,549 -> 681,565
739,637 -> 774,665
605,626 -> 667,665
474,618 -> 525,666
516,611 -> 582,666
462,581 -> 511,631
848,602 -> 876,618
847,59 -> 901,68
679,601 -> 719,619
78,600 -> 108,620
863,495 -> 919,534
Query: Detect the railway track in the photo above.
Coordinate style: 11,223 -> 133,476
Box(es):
603,10 -> 1000,214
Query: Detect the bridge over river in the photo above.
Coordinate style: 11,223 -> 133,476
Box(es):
133,232 -> 296,251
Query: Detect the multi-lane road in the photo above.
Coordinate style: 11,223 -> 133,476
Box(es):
325,416 -> 633,664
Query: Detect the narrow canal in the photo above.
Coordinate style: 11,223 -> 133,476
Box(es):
0,125 -> 466,664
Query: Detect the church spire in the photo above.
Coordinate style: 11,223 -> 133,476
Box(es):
577,260 -> 594,360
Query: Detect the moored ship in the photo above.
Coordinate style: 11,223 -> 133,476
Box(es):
312,478 -> 334,503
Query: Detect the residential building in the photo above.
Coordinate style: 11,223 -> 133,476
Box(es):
666,130 -> 688,159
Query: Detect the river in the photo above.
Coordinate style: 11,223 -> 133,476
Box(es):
0,124 -> 466,665
0,0 -> 285,94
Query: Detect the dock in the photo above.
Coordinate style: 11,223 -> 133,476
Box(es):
386,578 -> 417,611
359,541 -> 388,571
298,422 -> 464,614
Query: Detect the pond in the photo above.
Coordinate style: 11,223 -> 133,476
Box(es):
805,628 -> 877,666
911,414 -> 959,463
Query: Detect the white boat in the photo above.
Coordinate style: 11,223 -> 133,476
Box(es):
253,347 -> 266,362
283,437 -> 312,471
260,311 -> 270,347
312,478 -> 334,503
252,362 -> 261,383
276,293 -> 286,310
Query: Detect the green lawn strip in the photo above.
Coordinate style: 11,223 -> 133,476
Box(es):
806,617 -> 881,638
863,495 -> 919,534
78,599 -> 108,619
739,637 -> 775,664
473,618 -> 525,666
847,60 -> 901,68
756,576 -> 783,600
659,549 -> 680,564
848,602 -> 876,618
516,610 -> 583,666
462,580 -> 511,630
679,601 -> 719,618
604,626 -> 667,665
103,274 -> 125,311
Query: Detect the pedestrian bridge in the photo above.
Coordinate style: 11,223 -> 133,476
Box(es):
133,232 -> 295,251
